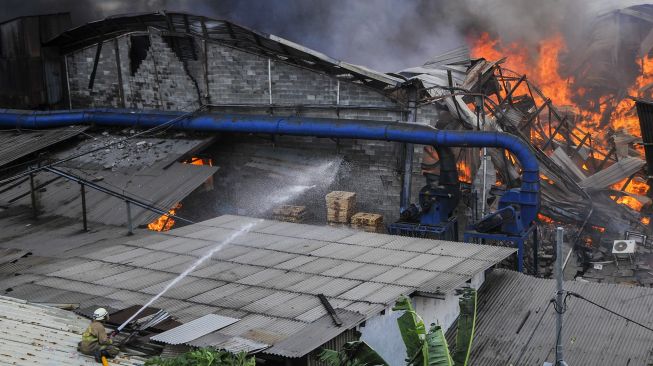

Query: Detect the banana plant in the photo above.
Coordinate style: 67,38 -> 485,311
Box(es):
394,288 -> 477,366
318,288 -> 477,366
318,341 -> 388,366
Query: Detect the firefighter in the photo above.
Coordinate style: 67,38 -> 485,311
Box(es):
79,308 -> 120,361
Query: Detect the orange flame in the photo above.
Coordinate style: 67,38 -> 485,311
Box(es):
471,32 -> 652,213
148,203 -> 181,232
642,217 -> 651,226
187,157 -> 213,166
457,161 -> 472,183
538,213 -> 554,223
592,225 -> 605,233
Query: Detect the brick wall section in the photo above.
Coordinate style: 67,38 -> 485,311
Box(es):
65,30 -> 440,224
66,42 -> 122,108
206,44 -> 269,104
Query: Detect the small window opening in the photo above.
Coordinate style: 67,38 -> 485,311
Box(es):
129,35 -> 151,75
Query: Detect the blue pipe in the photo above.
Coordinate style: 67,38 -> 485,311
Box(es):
0,108 -> 540,226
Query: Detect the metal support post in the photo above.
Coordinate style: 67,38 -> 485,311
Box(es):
29,173 -> 37,218
517,239 -> 524,273
533,225 -> 539,275
80,183 -> 88,231
126,201 -> 133,235
400,85 -> 417,211
555,226 -> 566,366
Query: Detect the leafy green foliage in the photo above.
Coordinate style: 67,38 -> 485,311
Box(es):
144,348 -> 255,366
425,324 -> 452,366
393,296 -> 428,366
451,288 -> 477,366
318,289 -> 478,366
317,341 -> 387,366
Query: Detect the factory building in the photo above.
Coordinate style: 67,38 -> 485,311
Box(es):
6,8 -> 652,366
43,11 -> 450,224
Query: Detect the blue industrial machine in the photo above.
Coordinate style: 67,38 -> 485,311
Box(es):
388,146 -> 461,241
0,108 -> 540,272
464,179 -> 540,273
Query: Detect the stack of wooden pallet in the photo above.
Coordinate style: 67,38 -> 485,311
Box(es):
351,212 -> 384,233
272,205 -> 307,223
326,191 -> 356,225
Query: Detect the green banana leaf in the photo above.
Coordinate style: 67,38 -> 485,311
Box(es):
393,296 -> 428,366
425,324 -> 453,366
342,341 -> 389,366
451,288 -> 477,366
317,341 -> 388,366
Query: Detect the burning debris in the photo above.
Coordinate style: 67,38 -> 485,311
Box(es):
402,22 -> 653,278
148,203 -> 181,232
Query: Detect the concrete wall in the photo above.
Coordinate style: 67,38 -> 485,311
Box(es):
64,29 -> 436,223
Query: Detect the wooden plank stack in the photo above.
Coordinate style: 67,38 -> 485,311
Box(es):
351,212 -> 384,233
326,191 -> 356,224
272,205 -> 307,223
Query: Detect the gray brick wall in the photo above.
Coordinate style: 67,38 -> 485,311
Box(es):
66,42 -> 122,108
64,29 -> 436,225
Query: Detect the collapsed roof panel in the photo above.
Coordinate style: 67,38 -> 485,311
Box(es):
0,125 -> 87,168
0,134 -> 218,227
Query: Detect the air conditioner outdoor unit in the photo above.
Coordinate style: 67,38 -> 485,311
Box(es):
612,240 -> 636,254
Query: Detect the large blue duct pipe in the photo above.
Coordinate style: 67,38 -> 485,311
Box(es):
0,108 -> 540,227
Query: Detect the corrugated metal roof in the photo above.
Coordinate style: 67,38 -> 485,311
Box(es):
0,126 -> 87,168
187,332 -> 269,353
151,314 -> 239,345
0,214 -> 514,359
463,270 -> 653,366
0,134 -> 217,227
0,295 -> 143,365
265,309 -> 366,357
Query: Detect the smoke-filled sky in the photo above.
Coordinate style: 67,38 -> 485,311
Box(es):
0,0 -> 651,71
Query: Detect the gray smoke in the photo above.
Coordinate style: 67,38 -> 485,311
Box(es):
1,0 -> 651,71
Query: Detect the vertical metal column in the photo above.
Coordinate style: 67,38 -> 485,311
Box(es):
400,84 -> 418,211
555,226 -> 566,366
80,183 -> 88,231
29,173 -> 37,218
533,226 -> 539,275
126,201 -> 133,235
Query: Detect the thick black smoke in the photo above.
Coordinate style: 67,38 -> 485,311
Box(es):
0,0 -> 649,71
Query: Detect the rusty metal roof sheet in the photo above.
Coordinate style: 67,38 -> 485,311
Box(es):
0,295 -> 144,365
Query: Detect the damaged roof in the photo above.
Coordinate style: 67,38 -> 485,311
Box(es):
0,125 -> 88,169
0,295 -> 144,365
0,214 -> 514,358
0,132 -> 218,227
45,11 -> 404,91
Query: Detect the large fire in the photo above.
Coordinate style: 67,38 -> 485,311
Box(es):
470,32 -> 653,138
470,32 -> 653,213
